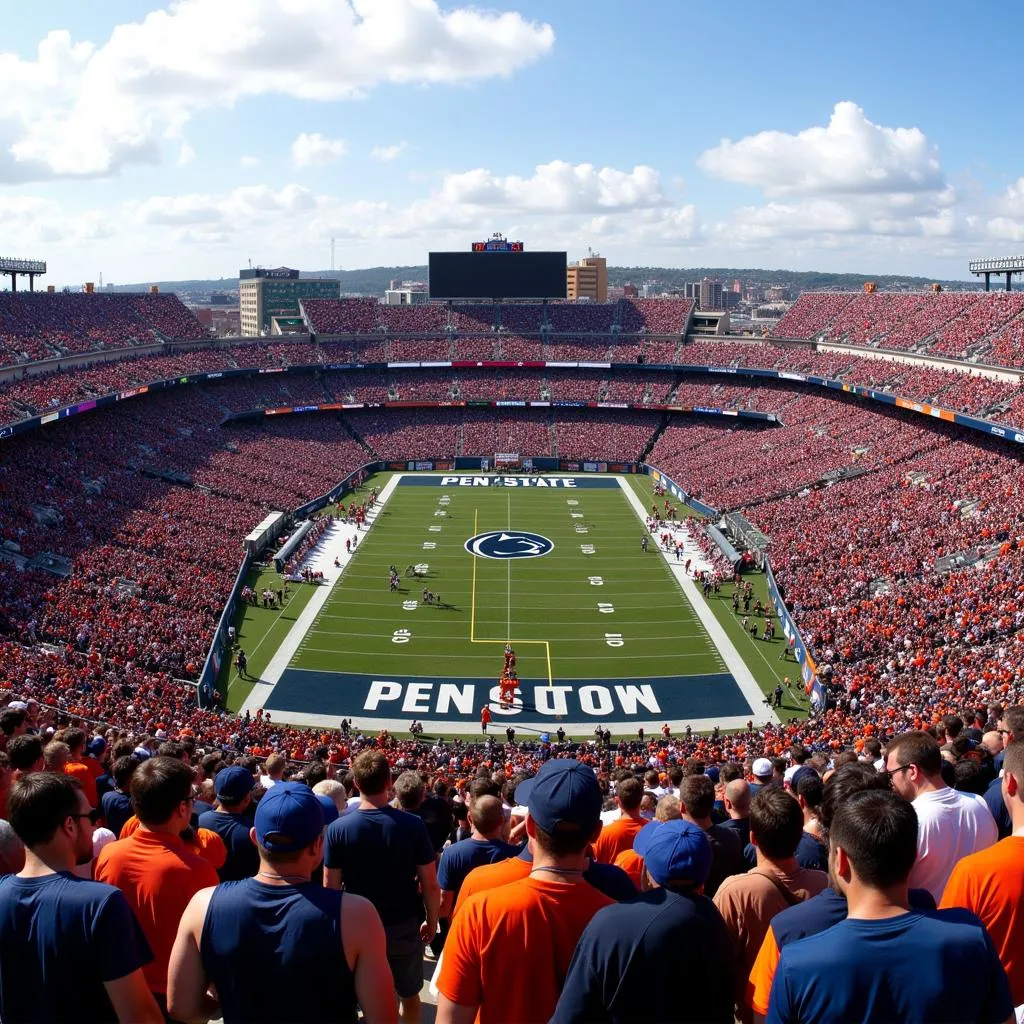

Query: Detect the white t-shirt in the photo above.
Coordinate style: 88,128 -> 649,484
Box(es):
909,786 -> 998,900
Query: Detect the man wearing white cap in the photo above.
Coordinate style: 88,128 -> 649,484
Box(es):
750,758 -> 775,797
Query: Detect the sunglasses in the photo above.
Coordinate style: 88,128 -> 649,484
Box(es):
880,764 -> 913,779
70,809 -> 101,825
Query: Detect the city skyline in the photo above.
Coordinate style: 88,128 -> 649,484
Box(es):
2,0 -> 1022,286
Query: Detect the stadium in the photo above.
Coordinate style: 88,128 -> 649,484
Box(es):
4,237 -> 1024,1020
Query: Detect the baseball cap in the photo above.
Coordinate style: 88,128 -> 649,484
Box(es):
316,793 -> 340,827
255,783 -> 325,853
634,819 -> 712,887
789,766 -> 819,792
7,701 -> 27,711
215,765 -> 255,802
752,757 -> 773,779
87,737 -> 107,756
704,765 -> 720,784
514,759 -> 602,836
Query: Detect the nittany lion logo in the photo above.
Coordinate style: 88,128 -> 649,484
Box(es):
465,530 -> 555,560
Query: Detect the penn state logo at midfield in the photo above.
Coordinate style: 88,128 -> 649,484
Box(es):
465,530 -> 555,560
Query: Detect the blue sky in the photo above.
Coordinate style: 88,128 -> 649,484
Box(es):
1,0 -> 1021,285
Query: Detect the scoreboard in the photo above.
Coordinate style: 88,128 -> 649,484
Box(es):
472,239 -> 524,252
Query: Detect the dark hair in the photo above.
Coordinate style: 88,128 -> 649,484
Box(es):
953,759 -> 992,796
885,731 -> 942,775
719,762 -> 743,784
130,757 -> 194,826
0,709 -> 26,737
685,759 -> 706,777
157,741 -> 187,761
352,750 -> 391,797
63,727 -> 86,754
1003,707 -> 1024,738
668,765 -> 685,786
8,774 -> 82,847
6,734 -> 43,772
533,822 -> 591,857
679,774 -> 715,820
940,714 -> 963,739
112,756 -> 140,790
304,761 -> 329,789
789,744 -> 809,765
750,787 -> 804,860
796,774 -> 824,812
829,790 -> 917,889
469,777 -> 501,803
1001,738 -> 1024,785
616,776 -> 643,812
821,763 -> 891,831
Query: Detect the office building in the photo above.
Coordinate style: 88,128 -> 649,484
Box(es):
238,267 -> 340,336
566,256 -> 608,303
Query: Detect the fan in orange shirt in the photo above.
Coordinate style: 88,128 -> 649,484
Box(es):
592,776 -> 646,864
613,793 -> 683,889
120,813 -> 227,871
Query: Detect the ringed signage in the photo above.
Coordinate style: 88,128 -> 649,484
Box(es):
465,530 -> 554,560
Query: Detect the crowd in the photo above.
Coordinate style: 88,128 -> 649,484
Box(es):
1,716 -> 1023,1022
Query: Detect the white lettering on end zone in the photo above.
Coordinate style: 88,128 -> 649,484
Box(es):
438,476 -> 578,488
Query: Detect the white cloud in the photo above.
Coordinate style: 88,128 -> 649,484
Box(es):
238,155 -> 261,168
698,102 -> 945,197
371,142 -> 409,161
291,132 -> 346,167
177,142 -> 195,166
0,0 -> 555,183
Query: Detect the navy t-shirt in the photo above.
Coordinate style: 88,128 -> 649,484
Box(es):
0,872 -> 152,1023
198,809 -> 260,881
437,837 -> 518,904
553,888 -> 736,1024
100,790 -> 134,839
767,910 -> 1012,1024
795,832 -> 828,872
984,776 -> 1011,839
324,806 -> 434,926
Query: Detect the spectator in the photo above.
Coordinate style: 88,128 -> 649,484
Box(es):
168,782 -> 396,1024
793,770 -> 828,872
324,749 -> 440,1023
750,758 -> 774,795
553,820 -> 736,1024
95,756 -> 219,1011
614,793 -> 680,889
941,737 -> 1024,1005
883,731 -> 997,900
0,753 -> 23,875
437,759 -> 613,1024
0,773 -> 161,1023
312,778 -> 348,814
764,790 -> 1012,1024
721,778 -> 752,849
983,706 -> 1024,839
198,765 -> 259,882
43,741 -> 70,775
7,734 -> 44,780
714,787 -> 828,1022
61,728 -> 99,809
100,756 -> 139,839
259,752 -> 286,789
680,774 -> 744,898
592,775 -> 646,864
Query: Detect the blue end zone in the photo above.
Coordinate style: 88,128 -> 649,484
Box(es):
400,475 -> 620,489
265,669 -> 754,725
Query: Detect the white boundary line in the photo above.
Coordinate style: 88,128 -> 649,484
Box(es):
616,476 -> 779,727
239,474 -> 401,716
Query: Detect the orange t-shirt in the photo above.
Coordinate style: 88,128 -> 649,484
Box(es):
747,923 -> 781,1017
453,854 -> 530,917
612,848 -> 643,891
95,829 -> 219,994
64,760 -> 98,809
592,815 -> 645,865
438,875 -> 613,1024
940,835 -> 1024,1004
120,815 -> 228,871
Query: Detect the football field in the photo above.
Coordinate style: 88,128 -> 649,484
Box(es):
237,473 -> 776,735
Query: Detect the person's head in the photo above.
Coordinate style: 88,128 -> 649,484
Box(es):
1001,739 -> 1024,821
789,744 -> 809,765
668,765 -> 685,788
828,790 -> 917,896
251,782 -> 325,875
264,754 -> 286,780
518,760 -> 602,858
820,763 -> 891,836
111,755 -> 139,792
998,706 -> 1024,748
42,741 -> 70,774
130,756 -> 195,831
940,714 -> 963,743
751,757 -> 773,785
883,731 -> 943,799
7,774 -> 95,866
953,759 -> 991,796
214,764 -> 255,811
63,728 -> 86,758
393,770 -> 426,811
312,779 -> 347,812
679,774 -> 715,824
468,795 -> 505,838
352,750 -> 391,799
635,819 -> 712,892
6,734 -> 44,775
157,740 -> 186,761
0,753 -> 9,792
468,776 -> 501,806
981,731 -> 1004,758
749,786 -> 804,862
794,770 -> 823,818
0,709 -> 27,739
615,776 -> 643,814
723,779 -> 751,818
654,794 -> 681,821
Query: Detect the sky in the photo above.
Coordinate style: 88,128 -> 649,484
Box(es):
1,0 -> 1022,286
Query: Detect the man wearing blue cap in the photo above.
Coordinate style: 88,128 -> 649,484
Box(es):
553,818 -> 736,1023
197,765 -> 258,881
437,759 -> 613,1024
168,782 -> 396,1024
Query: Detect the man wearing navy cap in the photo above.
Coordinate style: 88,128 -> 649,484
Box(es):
553,819 -> 736,1023
197,765 -> 258,881
168,782 -> 395,1024
438,759 -> 614,1024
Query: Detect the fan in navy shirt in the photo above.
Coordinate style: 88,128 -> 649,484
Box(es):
765,790 -> 1012,1024
100,756 -> 139,838
0,773 -> 159,1024
198,765 -> 259,881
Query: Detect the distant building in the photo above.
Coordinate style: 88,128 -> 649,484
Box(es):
622,283 -> 639,298
238,267 -> 340,336
698,277 -> 723,310
566,256 -> 608,303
